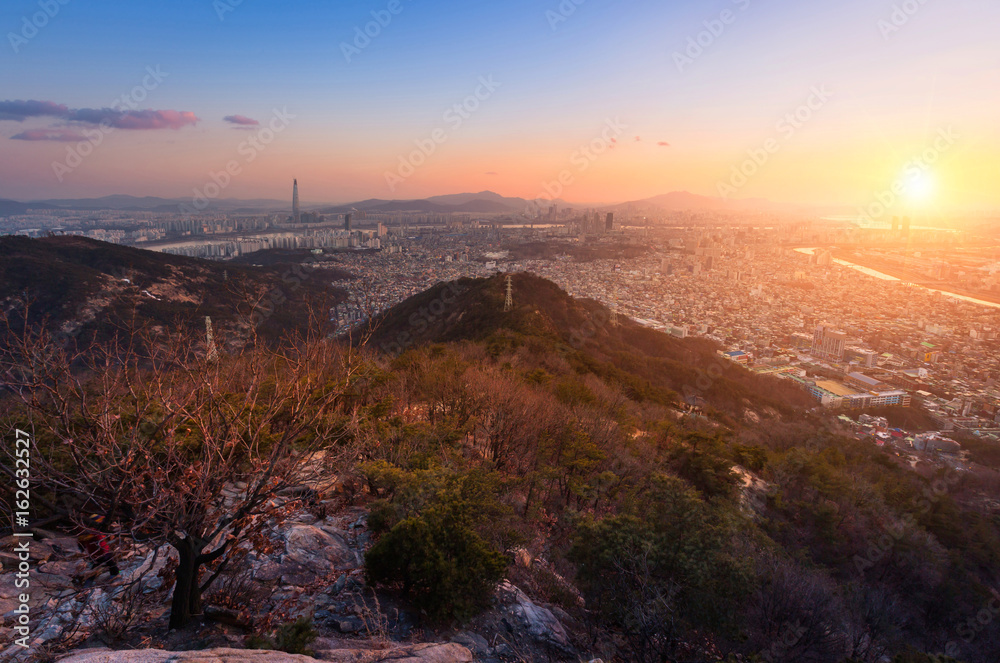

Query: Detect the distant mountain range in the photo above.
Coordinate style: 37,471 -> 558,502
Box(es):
616,191 -> 814,215
0,195 -> 291,215
319,191 -> 569,215
1,190 -> 816,217
0,199 -> 60,215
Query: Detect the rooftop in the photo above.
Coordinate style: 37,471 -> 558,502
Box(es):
815,380 -> 861,397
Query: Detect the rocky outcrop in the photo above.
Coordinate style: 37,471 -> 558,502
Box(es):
253,523 -> 359,586
499,581 -> 572,652
321,643 -> 473,662
0,505 -> 371,662
58,649 -> 319,663
1,531 -> 99,661
57,643 -> 473,663
3,500 -> 578,662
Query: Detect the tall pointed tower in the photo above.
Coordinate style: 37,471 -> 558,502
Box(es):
292,179 -> 300,224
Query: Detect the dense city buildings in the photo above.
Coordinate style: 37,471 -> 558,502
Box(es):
2,205 -> 999,436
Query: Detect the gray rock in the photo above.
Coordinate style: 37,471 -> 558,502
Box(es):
313,609 -> 335,625
450,631 -> 490,656
337,615 -> 365,633
282,524 -> 357,576
500,581 -> 572,652
490,644 -> 515,659
57,648 -> 322,662
253,560 -> 283,582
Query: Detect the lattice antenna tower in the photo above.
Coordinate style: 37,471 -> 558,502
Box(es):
504,274 -> 513,312
205,316 -> 219,362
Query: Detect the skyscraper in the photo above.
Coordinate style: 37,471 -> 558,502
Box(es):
606,212 -> 614,232
292,179 -> 300,224
344,213 -> 352,232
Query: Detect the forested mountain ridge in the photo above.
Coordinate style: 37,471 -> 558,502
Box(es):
0,236 -> 348,349
353,272 -> 1000,662
2,261 -> 999,662
363,271 -> 814,425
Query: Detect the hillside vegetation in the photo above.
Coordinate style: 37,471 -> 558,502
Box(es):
0,236 -> 347,349
354,273 -> 1000,662
2,267 -> 999,662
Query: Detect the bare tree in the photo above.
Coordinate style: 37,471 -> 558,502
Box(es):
746,554 -> 847,663
612,547 -> 681,663
468,368 -> 549,472
0,315 -> 360,629
843,583 -> 905,663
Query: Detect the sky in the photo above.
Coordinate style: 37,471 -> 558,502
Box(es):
1,0 -> 998,212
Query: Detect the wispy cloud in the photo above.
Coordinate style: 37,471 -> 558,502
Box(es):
11,128 -> 86,142
658,141 -> 670,147
0,100 -> 70,122
67,108 -> 199,130
0,99 -> 200,139
224,114 -> 260,126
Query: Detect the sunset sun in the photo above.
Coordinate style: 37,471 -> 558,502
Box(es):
903,168 -> 936,204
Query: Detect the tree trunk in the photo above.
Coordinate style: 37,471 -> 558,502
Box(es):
523,481 -> 535,517
169,539 -> 202,629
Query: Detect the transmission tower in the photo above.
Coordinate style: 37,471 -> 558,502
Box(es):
205,316 -> 219,362
504,274 -> 513,312
610,308 -> 619,327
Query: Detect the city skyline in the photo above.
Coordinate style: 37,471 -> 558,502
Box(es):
2,0 -> 999,214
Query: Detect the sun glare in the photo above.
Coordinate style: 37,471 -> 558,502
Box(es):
903,168 -> 936,204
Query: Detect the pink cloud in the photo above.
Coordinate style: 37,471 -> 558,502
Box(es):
11,128 -> 86,142
658,141 -> 670,147
635,136 -> 642,142
224,114 -> 260,126
67,108 -> 199,130
1,100 -> 200,135
0,100 -> 70,121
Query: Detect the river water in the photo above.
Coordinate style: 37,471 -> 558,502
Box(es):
794,248 -> 1000,310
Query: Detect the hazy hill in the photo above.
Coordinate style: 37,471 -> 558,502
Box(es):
35,195 -> 290,212
618,190 -> 812,214
0,189 -> 813,217
320,190 -> 545,215
0,198 -> 60,216
0,236 -> 345,348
